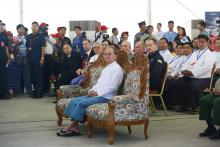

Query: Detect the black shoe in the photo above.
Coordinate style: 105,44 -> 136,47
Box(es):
199,127 -> 216,137
209,130 -> 220,140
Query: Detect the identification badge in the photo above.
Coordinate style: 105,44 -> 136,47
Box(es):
29,48 -> 32,51
1,41 -> 5,47
10,54 -> 14,59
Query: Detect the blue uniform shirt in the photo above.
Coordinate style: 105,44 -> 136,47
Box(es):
0,32 -> 8,63
26,33 -> 46,61
163,31 -> 178,42
72,35 -> 85,58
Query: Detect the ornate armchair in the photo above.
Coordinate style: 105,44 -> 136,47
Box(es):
86,66 -> 149,144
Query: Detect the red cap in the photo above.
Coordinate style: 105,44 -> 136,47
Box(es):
5,31 -> 12,36
121,31 -> 129,36
40,22 -> 49,27
51,33 -> 61,38
57,27 -> 62,32
100,25 -> 109,31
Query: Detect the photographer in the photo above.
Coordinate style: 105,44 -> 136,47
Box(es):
39,23 -> 57,94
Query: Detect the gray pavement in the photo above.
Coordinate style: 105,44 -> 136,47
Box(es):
0,96 -> 219,147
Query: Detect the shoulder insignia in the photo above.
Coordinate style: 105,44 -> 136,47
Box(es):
157,59 -> 162,64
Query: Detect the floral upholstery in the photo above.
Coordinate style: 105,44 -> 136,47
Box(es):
86,95 -> 149,121
59,85 -> 89,98
86,103 -> 109,120
89,66 -> 104,88
57,66 -> 104,112
59,66 -> 104,99
86,70 -> 149,121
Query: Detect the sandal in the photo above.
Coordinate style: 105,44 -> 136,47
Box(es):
57,129 -> 81,137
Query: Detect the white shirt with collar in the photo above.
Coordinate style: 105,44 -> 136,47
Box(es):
159,49 -> 174,63
45,35 -> 56,55
167,55 -> 183,76
89,61 -> 123,100
90,31 -> 103,45
109,35 -> 119,45
154,31 -> 164,41
89,54 -> 99,63
176,53 -> 194,77
184,48 -> 216,79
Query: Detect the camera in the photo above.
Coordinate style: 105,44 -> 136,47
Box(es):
39,26 -> 48,37
102,33 -> 109,40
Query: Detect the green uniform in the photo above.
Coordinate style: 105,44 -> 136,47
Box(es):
199,79 -> 220,125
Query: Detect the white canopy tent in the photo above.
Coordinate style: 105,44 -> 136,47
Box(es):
1,0 -> 220,46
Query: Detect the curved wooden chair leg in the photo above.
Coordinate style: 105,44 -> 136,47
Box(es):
55,104 -> 63,126
144,119 -> 149,139
108,124 -> 115,145
87,119 -> 93,138
56,89 -> 62,101
127,126 -> 132,135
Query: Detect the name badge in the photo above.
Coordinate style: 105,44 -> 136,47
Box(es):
1,41 -> 5,47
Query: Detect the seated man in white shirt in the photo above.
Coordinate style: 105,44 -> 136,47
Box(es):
57,47 -> 123,136
168,34 -> 216,112
164,42 -> 193,107
167,43 -> 184,77
171,42 -> 194,78
159,38 -> 174,63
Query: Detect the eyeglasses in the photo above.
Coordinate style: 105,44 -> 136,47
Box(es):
104,53 -> 114,56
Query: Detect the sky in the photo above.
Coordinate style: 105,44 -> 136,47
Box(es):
1,0 -> 220,46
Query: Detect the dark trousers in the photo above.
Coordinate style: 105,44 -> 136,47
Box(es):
29,59 -> 44,96
56,73 -> 75,89
19,58 -> 32,94
200,94 -> 220,126
0,63 -> 8,98
43,54 -> 53,93
169,77 -> 210,108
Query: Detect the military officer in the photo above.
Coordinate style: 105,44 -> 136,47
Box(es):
134,21 -> 148,48
199,79 -> 220,140
146,37 -> 166,91
26,22 -> 46,98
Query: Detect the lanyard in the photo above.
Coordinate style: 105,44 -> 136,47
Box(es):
168,32 -> 174,42
169,56 -> 181,64
179,53 -> 192,68
29,33 -> 37,48
197,48 -> 208,61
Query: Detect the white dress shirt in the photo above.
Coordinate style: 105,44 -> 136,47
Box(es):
89,54 -> 99,63
213,51 -> 220,69
159,49 -> 174,63
154,31 -> 164,41
167,55 -> 183,76
90,61 -> 123,99
45,35 -> 56,55
90,31 -> 103,45
109,35 -> 119,45
184,48 -> 216,79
